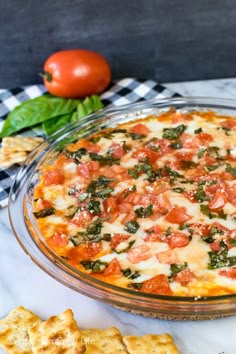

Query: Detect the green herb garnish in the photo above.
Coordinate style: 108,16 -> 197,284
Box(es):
168,262 -> 188,281
170,141 -> 182,149
135,204 -> 153,218
80,260 -> 108,273
162,124 -> 187,140
194,128 -> 203,134
225,165 -> 236,177
122,268 -> 141,279
124,220 -> 140,234
33,207 -> 55,218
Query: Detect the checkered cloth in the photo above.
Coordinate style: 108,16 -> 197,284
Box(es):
0,78 -> 179,208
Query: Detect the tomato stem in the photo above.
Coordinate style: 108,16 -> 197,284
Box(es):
39,71 -> 52,82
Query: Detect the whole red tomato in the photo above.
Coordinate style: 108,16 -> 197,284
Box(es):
42,49 -> 111,98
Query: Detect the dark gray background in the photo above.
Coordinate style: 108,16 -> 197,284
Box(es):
1,0 -> 236,87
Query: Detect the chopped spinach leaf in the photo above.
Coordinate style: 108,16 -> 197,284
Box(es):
229,238 -> 236,246
33,207 -> 55,218
86,199 -> 101,214
194,127 -> 203,134
122,268 -> 141,279
205,164 -> 222,172
64,147 -> 87,163
198,147 -> 206,158
200,204 -> 227,220
225,165 -> 236,177
124,220 -> 140,234
80,260 -> 108,272
113,240 -> 135,254
89,152 -> 120,166
163,124 -> 187,140
64,205 -> 79,218
128,132 -> 146,140
170,141 -> 182,149
172,187 -> 185,193
195,184 -> 209,203
168,262 -> 188,282
135,204 -> 153,218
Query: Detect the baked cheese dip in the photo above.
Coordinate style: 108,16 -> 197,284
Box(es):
33,110 -> 236,297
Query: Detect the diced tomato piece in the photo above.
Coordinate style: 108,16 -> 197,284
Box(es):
118,202 -> 133,213
110,233 -> 130,249
168,232 -> 190,248
131,123 -> 150,136
221,119 -> 236,130
174,268 -> 195,285
71,210 -> 92,227
68,242 -> 102,261
210,241 -> 221,252
150,194 -> 172,214
171,112 -> 193,123
109,143 -> 126,159
197,132 -> 213,144
34,198 -> 52,211
209,191 -> 228,211
48,232 -> 68,248
140,274 -> 173,295
77,161 -> 100,178
189,223 -> 210,236
103,258 -> 122,276
43,169 -> 64,186
133,148 -> 159,163
127,244 -> 152,264
86,242 -> 102,258
120,211 -> 136,224
183,190 -> 197,203
180,134 -> 200,148
104,197 -> 118,212
165,207 -> 192,224
156,249 -> 179,264
229,229 -> 236,239
122,192 -> 143,205
219,267 -> 236,279
144,225 -> 165,242
226,184 -> 236,207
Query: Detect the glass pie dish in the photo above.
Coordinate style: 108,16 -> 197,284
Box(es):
8,96 -> 236,320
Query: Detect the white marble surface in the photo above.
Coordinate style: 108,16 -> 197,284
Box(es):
1,78 -> 236,354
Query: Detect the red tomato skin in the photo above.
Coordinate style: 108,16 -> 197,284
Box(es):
43,49 -> 111,98
43,169 -> 64,186
165,207 -> 192,224
140,274 -> 173,295
131,123 -> 150,136
168,233 -> 190,248
103,258 -> 122,276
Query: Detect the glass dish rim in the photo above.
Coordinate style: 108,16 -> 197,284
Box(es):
8,96 -> 236,313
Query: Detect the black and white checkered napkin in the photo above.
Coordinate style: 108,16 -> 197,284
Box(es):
0,78 -> 179,208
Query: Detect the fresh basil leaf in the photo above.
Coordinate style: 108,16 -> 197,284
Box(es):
71,95 -> 103,122
195,184 -> 209,203
0,94 -> 81,138
86,200 -> 101,214
43,113 -> 72,136
170,141 -> 182,149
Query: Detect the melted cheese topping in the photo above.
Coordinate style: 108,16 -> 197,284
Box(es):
33,110 -> 236,296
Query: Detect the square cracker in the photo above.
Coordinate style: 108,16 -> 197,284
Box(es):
0,148 -> 28,167
0,306 -> 42,354
81,327 -> 128,354
2,136 -> 44,152
28,309 -> 85,354
122,333 -> 179,354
